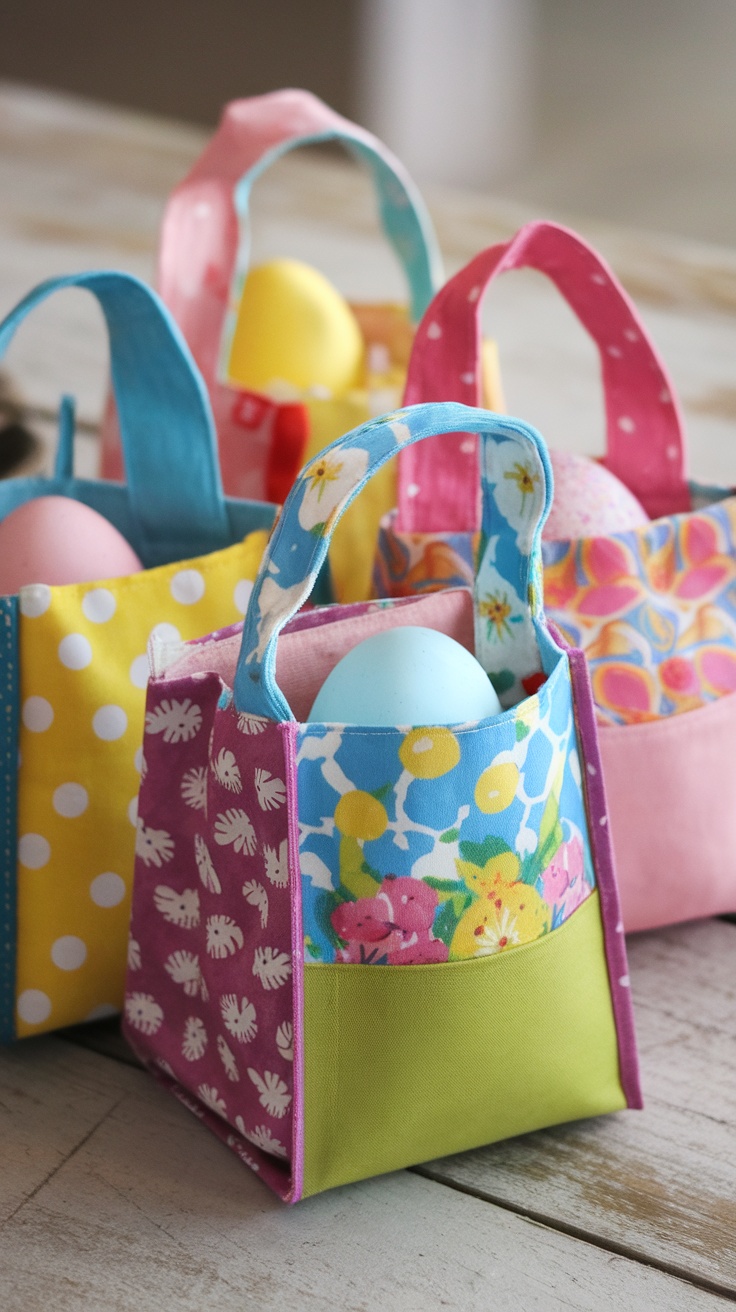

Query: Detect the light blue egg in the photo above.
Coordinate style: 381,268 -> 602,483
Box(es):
307,626 -> 502,726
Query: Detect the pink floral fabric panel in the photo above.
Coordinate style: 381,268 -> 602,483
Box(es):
123,672 -> 297,1198
543,497 -> 736,725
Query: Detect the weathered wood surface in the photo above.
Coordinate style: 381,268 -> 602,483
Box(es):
0,1037 -> 731,1312
0,82 -> 735,1310
422,919 -> 736,1296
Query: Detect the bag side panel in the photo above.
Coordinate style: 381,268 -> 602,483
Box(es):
13,534 -> 266,1038
600,694 -> 736,929
124,678 -> 298,1200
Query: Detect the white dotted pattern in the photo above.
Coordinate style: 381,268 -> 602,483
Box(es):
19,584 -> 51,618
18,833 -> 50,869
22,696 -> 54,732
82,588 -> 117,623
170,570 -> 206,605
58,633 -> 93,669
53,783 -> 88,818
90,871 -> 126,907
13,530 -> 265,1033
129,654 -> 150,689
17,989 -> 52,1024
93,705 -> 128,741
51,935 -> 87,971
234,580 -> 253,615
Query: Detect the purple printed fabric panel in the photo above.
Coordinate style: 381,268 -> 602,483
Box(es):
123,672 -> 297,1197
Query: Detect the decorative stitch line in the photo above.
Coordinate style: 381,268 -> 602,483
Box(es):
0,596 -> 19,1043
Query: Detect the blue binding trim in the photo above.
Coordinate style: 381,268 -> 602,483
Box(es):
0,596 -> 18,1043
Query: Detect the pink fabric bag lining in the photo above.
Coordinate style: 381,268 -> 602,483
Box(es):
162,587 -> 474,722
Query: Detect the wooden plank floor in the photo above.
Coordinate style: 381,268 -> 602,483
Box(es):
0,83 -> 735,1310
2,921 -> 734,1310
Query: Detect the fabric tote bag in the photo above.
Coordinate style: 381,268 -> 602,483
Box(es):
0,271 -> 276,1042
375,219 -> 736,932
101,87 -> 445,603
123,399 -> 640,1201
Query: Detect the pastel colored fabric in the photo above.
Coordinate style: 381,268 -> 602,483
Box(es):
373,219 -> 736,930
543,500 -> 736,724
100,88 -> 444,604
124,400 -> 640,1201
0,271 -> 276,1042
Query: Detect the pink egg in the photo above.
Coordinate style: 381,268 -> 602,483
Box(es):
0,496 -> 142,594
543,449 -> 650,541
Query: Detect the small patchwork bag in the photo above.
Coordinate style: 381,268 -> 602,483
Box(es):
101,87 -> 444,603
0,271 -> 276,1041
375,220 -> 736,932
124,400 -> 639,1201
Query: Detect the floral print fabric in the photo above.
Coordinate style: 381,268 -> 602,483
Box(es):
543,495 -> 736,725
377,489 -> 736,729
296,655 -> 595,965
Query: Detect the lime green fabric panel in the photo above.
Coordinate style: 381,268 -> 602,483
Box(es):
302,891 -> 624,1197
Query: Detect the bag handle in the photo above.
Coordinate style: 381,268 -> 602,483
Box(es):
399,220 -> 690,532
158,88 -> 443,384
0,271 -> 231,561
234,400 -> 553,721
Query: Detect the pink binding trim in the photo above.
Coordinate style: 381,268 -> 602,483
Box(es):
563,642 -> 642,1109
400,220 -> 690,532
283,719 -> 306,1202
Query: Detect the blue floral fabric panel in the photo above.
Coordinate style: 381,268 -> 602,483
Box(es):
296,654 -> 596,965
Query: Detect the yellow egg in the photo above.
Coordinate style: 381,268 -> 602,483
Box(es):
227,258 -> 364,396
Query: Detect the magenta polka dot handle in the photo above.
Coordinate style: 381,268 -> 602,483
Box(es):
399,220 -> 690,532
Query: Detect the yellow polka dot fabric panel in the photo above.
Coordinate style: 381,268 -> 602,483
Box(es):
14,530 -> 268,1037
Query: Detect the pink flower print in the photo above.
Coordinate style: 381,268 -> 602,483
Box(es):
331,878 -> 449,964
541,838 -> 591,924
672,514 -> 732,602
380,878 -> 449,964
378,877 -> 437,935
332,898 -> 393,949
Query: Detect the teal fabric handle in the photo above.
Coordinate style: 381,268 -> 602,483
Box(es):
234,401 -> 555,720
232,131 -> 442,326
0,271 -> 231,560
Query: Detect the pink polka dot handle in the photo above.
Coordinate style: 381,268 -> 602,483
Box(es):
399,220 -> 690,533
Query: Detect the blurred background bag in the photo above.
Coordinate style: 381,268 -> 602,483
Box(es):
375,219 -> 736,933
0,270 -> 275,1041
101,87 -> 445,603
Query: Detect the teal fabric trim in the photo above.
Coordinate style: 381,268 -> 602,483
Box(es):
231,132 -> 442,326
0,596 -> 18,1044
0,271 -> 239,563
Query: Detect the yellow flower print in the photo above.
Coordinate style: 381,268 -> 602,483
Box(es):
305,454 -> 342,501
334,790 -> 388,841
297,446 -> 369,532
478,590 -> 513,641
504,460 -> 539,513
450,858 -> 549,959
474,760 -> 519,813
398,727 -> 461,779
456,852 -> 520,894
